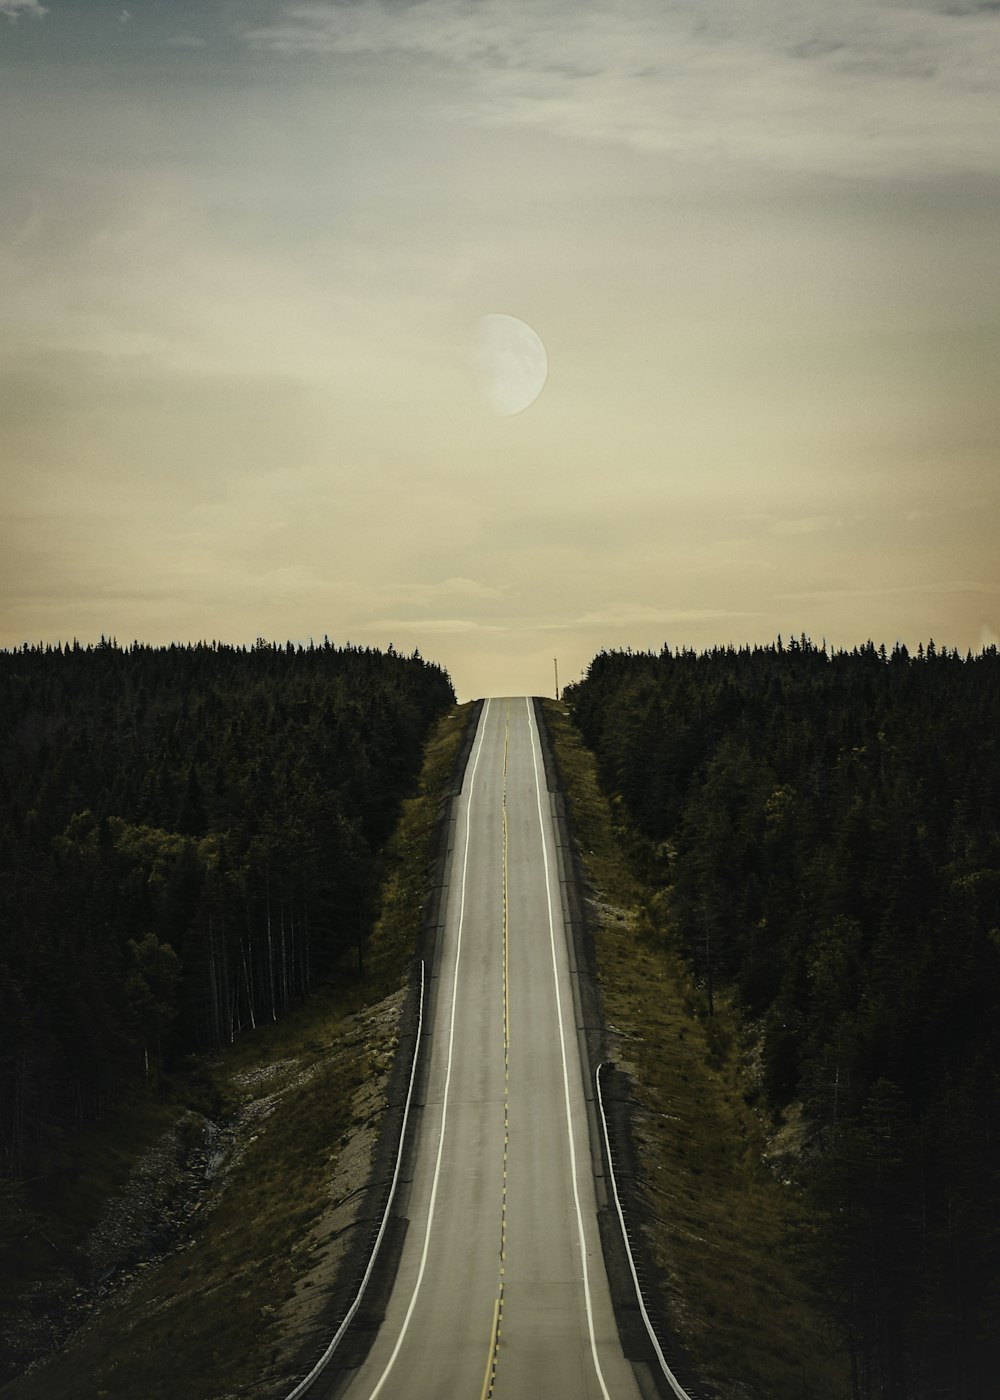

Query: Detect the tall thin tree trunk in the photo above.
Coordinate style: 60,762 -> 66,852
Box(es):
266,865 -> 276,1022
288,907 -> 296,1004
220,915 -> 233,1044
208,916 -> 221,1046
241,935 -> 256,1031
279,901 -> 288,1014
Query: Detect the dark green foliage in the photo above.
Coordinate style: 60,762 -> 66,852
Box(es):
0,638 -> 453,1178
565,638 -> 1000,1399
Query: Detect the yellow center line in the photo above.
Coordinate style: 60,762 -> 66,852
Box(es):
482,700 -> 512,1399
479,1296 -> 501,1400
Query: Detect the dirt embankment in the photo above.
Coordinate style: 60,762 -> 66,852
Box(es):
1,989 -> 405,1400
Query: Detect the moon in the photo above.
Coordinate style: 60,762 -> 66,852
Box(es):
472,314 -> 548,417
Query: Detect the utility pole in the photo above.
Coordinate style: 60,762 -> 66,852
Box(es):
553,657 -> 559,700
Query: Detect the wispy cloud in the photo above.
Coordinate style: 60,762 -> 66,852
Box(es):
0,0 -> 47,20
357,616 -> 500,635
534,603 -> 763,630
770,516 -> 843,536
372,577 -> 506,608
243,0 -> 1000,175
777,580 -> 1000,601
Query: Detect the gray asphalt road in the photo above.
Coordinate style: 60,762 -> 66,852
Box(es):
340,698 -> 642,1400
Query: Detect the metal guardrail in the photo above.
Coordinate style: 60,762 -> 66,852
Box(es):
594,1061 -> 695,1400
283,959 -> 427,1400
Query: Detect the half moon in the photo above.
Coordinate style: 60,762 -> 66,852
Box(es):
472,314 -> 548,417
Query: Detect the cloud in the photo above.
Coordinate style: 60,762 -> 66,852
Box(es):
535,604 -> 762,630
357,616 -> 499,635
769,516 -> 843,536
0,0 -> 47,19
352,603 -> 763,639
377,577 -> 506,607
243,0 -> 1000,175
777,580 -> 1000,600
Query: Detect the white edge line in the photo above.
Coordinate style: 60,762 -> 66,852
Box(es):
284,698 -> 491,1400
360,696 -> 493,1399
283,958 -> 426,1400
595,1064 -> 695,1400
525,697 -> 613,1400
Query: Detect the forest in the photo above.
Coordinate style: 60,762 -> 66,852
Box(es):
0,639 -> 454,1180
565,638 -> 1000,1400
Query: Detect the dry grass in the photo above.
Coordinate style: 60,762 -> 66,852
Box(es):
543,699 -> 847,1400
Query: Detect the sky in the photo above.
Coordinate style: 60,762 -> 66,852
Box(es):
2,0 -> 999,700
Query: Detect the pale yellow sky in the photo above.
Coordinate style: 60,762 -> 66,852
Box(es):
2,0 -> 999,699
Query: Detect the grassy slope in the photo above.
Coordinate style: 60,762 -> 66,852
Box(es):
0,702 -> 474,1400
543,700 -> 847,1400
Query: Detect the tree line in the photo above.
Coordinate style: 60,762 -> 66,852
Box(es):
565,637 -> 1000,1400
0,638 -> 454,1177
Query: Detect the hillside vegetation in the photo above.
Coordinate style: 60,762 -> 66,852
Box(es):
0,638 -> 453,1180
564,639 -> 1000,1400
